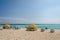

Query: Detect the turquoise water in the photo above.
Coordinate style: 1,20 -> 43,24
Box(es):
0,24 -> 60,29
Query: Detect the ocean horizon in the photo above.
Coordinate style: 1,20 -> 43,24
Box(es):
0,24 -> 60,30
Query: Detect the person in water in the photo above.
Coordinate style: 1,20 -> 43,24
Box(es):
45,27 -> 48,29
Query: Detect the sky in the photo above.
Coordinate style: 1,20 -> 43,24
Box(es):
0,0 -> 60,24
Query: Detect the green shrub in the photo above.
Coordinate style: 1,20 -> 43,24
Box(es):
26,24 -> 38,31
3,24 -> 11,29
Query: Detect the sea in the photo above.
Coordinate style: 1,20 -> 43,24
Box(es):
0,24 -> 60,30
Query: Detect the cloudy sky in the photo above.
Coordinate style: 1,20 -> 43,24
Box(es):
0,0 -> 60,24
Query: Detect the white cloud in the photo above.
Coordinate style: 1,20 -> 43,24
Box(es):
0,17 -> 28,24
0,17 -> 27,21
0,17 -> 60,24
0,17 -> 37,24
39,18 -> 60,24
0,20 -> 2,22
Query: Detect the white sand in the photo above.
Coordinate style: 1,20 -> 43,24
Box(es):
0,29 -> 60,40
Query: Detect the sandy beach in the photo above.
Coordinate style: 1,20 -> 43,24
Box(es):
0,29 -> 60,40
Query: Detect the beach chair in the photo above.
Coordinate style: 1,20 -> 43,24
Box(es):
40,29 -> 45,32
50,29 -> 55,33
0,28 -> 3,30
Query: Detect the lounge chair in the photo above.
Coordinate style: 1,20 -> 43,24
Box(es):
50,29 -> 55,33
40,29 -> 45,32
